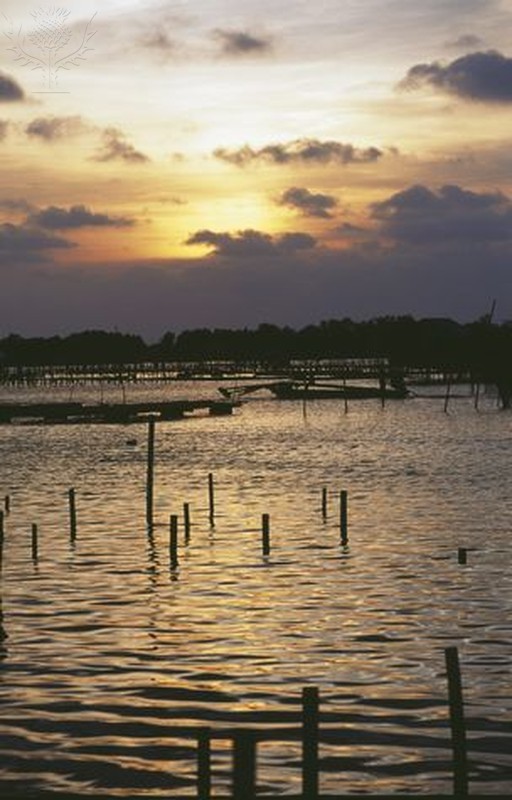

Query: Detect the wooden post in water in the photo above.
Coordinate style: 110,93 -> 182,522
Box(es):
68,488 -> 77,541
444,381 -> 452,414
31,523 -> 38,561
445,646 -> 469,798
0,510 -> 4,564
184,503 -> 191,541
197,728 -> 211,800
208,472 -> 215,526
302,686 -> 320,799
340,490 -> 348,545
474,382 -> 481,411
232,731 -> 256,800
321,488 -> 327,519
343,377 -> 349,414
170,514 -> 179,570
380,370 -> 386,410
458,548 -> 467,565
262,513 -> 270,555
4,496 -> 9,514
146,419 -> 155,527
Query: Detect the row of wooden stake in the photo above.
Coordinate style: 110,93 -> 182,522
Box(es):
0,417 -> 471,566
167,491 -> 348,568
0,480 -> 348,564
0,468 -> 471,571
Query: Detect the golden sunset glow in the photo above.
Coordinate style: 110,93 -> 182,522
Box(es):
1,0 -> 512,335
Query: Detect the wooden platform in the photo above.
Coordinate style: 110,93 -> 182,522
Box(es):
0,399 -> 237,425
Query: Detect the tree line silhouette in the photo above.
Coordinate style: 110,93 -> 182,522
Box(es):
0,316 -> 511,375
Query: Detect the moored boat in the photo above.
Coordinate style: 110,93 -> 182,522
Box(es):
218,376 -> 410,401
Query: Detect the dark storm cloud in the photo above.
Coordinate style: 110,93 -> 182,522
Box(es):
399,50 -> 512,102
279,187 -> 338,218
371,184 -> 512,243
25,116 -> 88,141
213,29 -> 272,56
0,221 -> 74,262
28,204 -> 136,230
0,72 -> 24,102
185,228 -> 316,257
92,128 -> 150,164
214,139 -> 382,167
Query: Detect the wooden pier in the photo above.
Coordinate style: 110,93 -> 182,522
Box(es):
0,358 -> 471,386
0,399 -> 236,425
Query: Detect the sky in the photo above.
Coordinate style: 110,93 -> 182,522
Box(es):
1,0 -> 512,338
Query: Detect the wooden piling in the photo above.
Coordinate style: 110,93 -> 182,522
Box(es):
458,547 -> 467,565
68,488 -> 77,541
445,646 -> 469,798
0,510 -> 4,562
340,490 -> 348,545
321,488 -> 327,519
444,381 -> 451,414
262,513 -> 270,555
474,382 -> 481,411
184,503 -> 191,541
197,728 -> 211,800
4,496 -> 9,514
232,731 -> 256,800
146,419 -> 155,527
170,514 -> 179,569
208,472 -> 215,526
31,523 -> 38,561
302,686 -> 320,799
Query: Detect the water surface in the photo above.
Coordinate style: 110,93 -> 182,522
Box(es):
0,383 -> 511,795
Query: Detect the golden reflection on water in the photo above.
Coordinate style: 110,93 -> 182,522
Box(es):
0,383 -> 511,794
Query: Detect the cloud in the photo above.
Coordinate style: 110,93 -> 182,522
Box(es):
92,127 -> 150,164
214,139 -> 382,166
137,30 -> 175,60
446,34 -> 483,50
335,222 -> 370,240
0,198 -> 34,213
371,184 -> 512,244
28,204 -> 136,230
2,232 -> 510,338
0,72 -> 24,102
3,188 -> 512,334
0,221 -> 74,262
185,228 -> 316,257
399,50 -> 512,102
279,187 -> 338,218
25,115 -> 89,141
213,29 -> 272,56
